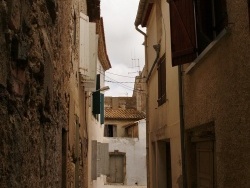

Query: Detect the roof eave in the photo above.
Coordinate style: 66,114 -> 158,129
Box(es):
97,18 -> 112,71
134,0 -> 154,27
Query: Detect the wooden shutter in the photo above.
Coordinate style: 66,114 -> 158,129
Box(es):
196,141 -> 214,188
92,75 -> 100,114
79,13 -> 89,75
101,143 -> 109,175
91,140 -> 97,180
248,0 -> 250,29
92,91 -> 100,114
83,23 -> 98,91
96,74 -> 100,90
214,0 -> 228,35
100,93 -> 104,124
169,0 -> 197,66
97,142 -> 101,177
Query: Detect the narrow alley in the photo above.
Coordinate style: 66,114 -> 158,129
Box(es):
104,186 -> 147,188
0,0 -> 250,188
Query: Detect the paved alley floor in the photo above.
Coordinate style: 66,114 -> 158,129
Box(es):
103,185 -> 147,188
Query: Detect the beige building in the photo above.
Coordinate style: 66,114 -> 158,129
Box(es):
135,1 -> 182,187
136,0 -> 250,188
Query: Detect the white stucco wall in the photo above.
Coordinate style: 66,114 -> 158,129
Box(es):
88,60 -> 108,188
103,119 -> 147,186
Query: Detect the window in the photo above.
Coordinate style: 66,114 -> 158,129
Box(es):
186,122 -> 215,187
248,0 -> 250,29
73,12 -> 76,45
195,0 -> 227,54
104,124 -> 117,137
157,54 -> 166,106
125,124 -> 139,138
169,0 -> 227,66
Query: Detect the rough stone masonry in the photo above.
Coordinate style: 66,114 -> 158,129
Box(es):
0,0 -> 73,187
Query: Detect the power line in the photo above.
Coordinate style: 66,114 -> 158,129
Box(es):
97,70 -> 146,94
105,72 -> 136,78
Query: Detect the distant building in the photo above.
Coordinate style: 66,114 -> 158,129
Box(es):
104,97 -> 147,186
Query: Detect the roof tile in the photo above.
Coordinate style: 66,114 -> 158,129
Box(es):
105,108 -> 145,120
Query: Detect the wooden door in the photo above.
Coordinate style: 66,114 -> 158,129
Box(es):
196,141 -> 214,188
109,154 -> 125,183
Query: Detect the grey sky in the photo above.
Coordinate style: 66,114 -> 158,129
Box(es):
100,0 -> 145,97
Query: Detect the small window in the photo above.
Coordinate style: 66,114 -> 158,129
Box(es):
125,124 -> 139,138
157,54 -> 166,106
73,12 -> 76,45
248,0 -> 250,29
195,0 -> 227,53
169,0 -> 227,66
104,124 -> 117,137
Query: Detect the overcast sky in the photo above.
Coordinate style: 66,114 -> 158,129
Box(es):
100,0 -> 145,97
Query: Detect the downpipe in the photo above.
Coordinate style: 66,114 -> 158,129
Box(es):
135,25 -> 152,188
178,65 -> 187,188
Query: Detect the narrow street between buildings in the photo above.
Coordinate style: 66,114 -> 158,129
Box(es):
104,185 -> 147,188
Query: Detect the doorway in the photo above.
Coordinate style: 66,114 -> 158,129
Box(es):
108,152 -> 125,184
157,141 -> 172,188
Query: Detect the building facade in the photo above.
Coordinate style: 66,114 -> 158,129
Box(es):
0,0 -> 104,187
180,1 -> 250,187
135,1 -> 182,187
104,97 -> 147,186
87,18 -> 112,188
136,0 -> 250,188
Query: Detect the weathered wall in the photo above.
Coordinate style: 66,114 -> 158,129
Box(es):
145,1 -> 182,188
105,97 -> 137,109
103,119 -> 147,186
0,0 -> 88,187
183,1 -> 250,187
67,0 -> 88,187
88,60 -> 106,188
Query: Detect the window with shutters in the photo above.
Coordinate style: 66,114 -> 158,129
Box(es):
125,123 -> 139,138
104,124 -> 117,137
79,13 -> 98,91
169,0 -> 227,66
93,74 -> 100,116
195,0 -> 227,54
157,54 -> 166,106
248,0 -> 250,29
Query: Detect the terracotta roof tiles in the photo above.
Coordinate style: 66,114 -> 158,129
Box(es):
105,108 -> 145,120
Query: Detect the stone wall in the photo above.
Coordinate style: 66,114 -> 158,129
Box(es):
183,1 -> 250,187
105,97 -> 137,109
0,0 -> 77,187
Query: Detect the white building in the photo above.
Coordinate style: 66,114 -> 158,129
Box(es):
103,97 -> 147,186
83,18 -> 112,188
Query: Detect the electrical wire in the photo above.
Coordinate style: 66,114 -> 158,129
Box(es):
105,80 -> 134,83
96,69 -> 146,94
105,72 -> 136,78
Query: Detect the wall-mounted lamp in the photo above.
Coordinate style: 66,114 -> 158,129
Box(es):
97,86 -> 110,92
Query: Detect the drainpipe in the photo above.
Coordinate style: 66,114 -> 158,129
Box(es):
146,44 -> 160,83
178,65 -> 187,188
135,25 -> 152,188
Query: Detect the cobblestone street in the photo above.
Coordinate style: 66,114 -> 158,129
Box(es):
103,185 -> 147,188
